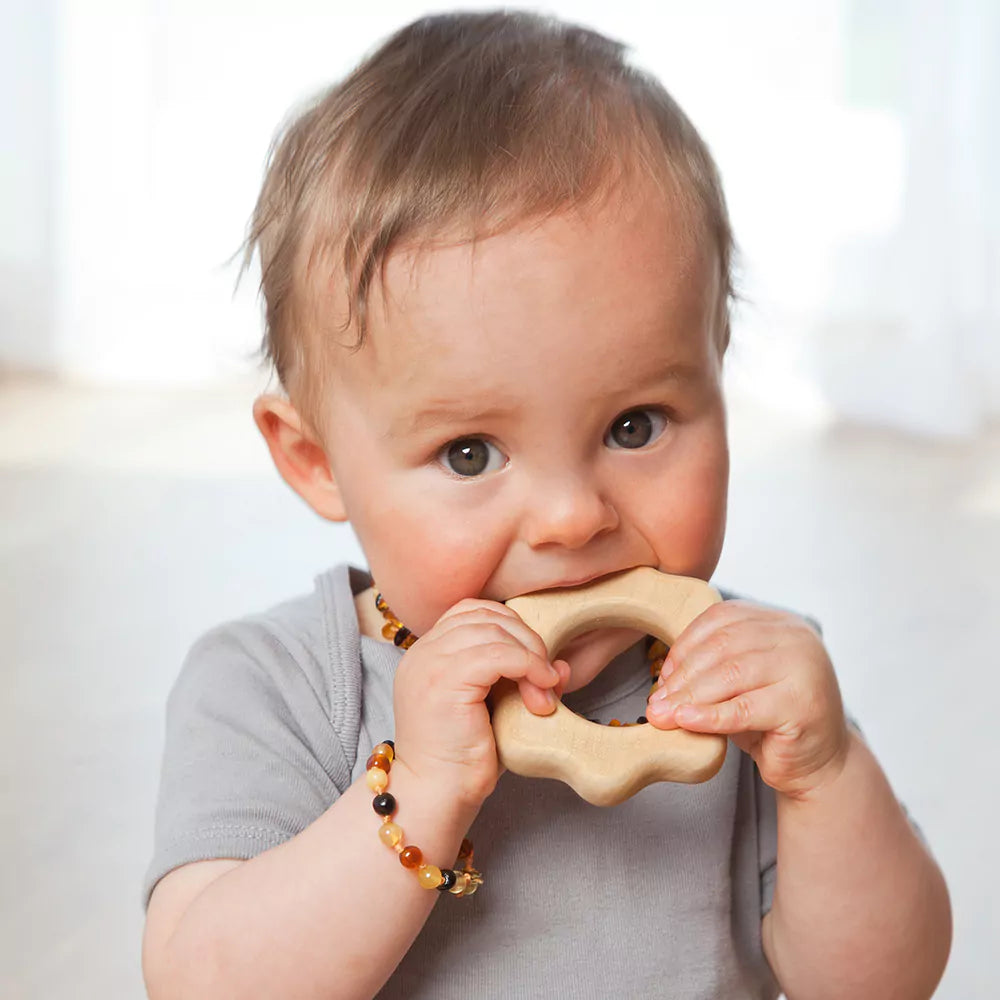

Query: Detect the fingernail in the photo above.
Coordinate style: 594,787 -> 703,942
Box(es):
658,658 -> 675,682
649,685 -> 670,703
544,688 -> 559,707
646,696 -> 671,718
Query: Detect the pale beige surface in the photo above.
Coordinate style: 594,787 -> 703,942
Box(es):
1,373 -> 996,998
495,570 -> 727,803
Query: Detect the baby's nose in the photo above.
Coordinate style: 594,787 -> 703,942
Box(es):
522,473 -> 619,550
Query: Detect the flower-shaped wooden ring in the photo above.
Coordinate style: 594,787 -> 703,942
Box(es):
492,567 -> 728,806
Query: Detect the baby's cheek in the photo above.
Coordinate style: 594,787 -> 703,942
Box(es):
646,472 -> 727,579
371,512 -> 510,634
680,437 -> 728,566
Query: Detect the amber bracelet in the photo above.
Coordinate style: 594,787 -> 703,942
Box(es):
368,741 -> 483,897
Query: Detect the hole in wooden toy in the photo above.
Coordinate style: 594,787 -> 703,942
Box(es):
552,625 -> 645,661
551,625 -> 648,693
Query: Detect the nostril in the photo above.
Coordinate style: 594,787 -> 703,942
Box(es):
523,488 -> 619,550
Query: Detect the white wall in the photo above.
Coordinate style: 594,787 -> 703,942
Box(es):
0,0 -> 57,370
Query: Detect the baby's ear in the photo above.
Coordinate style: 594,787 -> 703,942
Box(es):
252,394 -> 347,522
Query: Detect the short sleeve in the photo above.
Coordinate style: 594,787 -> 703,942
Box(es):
143,618 -> 352,906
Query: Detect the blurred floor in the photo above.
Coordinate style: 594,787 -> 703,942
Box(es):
1,372 -> 996,999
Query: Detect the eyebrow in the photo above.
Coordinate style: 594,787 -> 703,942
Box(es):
398,402 -> 519,436
398,362 -> 704,437
627,361 -> 705,391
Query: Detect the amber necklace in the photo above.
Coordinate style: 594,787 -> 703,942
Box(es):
374,590 -> 666,726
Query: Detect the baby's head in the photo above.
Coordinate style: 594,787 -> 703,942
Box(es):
251,11 -> 734,662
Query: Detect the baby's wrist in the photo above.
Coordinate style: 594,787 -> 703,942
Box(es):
777,723 -> 858,804
377,754 -> 484,841
362,749 -> 485,898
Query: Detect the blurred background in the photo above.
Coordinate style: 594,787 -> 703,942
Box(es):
1,1 -> 996,997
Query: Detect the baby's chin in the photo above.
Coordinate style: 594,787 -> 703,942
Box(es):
556,626 -> 647,693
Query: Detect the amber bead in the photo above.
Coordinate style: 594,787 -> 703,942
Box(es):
378,821 -> 403,848
448,872 -> 471,895
373,742 -> 395,763
417,864 -> 443,889
399,845 -> 423,869
458,838 -> 473,861
436,869 -> 458,891
366,753 -> 391,773
366,767 -> 388,793
372,793 -> 396,816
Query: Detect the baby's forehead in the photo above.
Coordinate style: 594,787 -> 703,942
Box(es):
325,195 -> 720,415
301,183 -> 724,437
367,190 -> 718,335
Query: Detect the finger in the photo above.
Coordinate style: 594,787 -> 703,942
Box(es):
431,607 -> 551,662
650,683 -> 788,735
657,626 -> 787,700
517,676 -> 560,716
553,658 -> 571,696
459,638 -> 563,716
662,600 -> 778,672
518,657 -> 572,716
437,596 -> 523,625
651,653 -> 752,713
456,638 -> 562,695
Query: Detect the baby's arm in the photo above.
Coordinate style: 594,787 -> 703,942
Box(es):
143,597 -> 564,1000
760,728 -> 950,1000
647,600 -> 951,999
143,762 -> 478,1000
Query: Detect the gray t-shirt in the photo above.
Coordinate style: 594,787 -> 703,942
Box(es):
146,564 -> 781,998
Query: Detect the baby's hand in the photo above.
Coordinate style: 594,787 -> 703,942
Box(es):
645,601 -> 851,799
392,599 -> 569,809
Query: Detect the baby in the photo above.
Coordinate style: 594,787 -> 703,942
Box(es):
142,11 -> 951,999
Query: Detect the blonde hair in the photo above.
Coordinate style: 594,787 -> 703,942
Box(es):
244,10 -> 735,425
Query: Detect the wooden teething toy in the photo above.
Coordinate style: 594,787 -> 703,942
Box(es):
492,568 -> 728,806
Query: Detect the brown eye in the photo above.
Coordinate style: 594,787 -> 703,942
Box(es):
605,409 -> 667,449
441,438 -> 505,477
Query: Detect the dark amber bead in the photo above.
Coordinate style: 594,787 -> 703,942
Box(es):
458,838 -> 473,860
637,716 -> 648,725
648,638 -> 669,659
437,869 -> 458,891
399,846 -> 423,869
372,793 -> 396,816
367,753 -> 391,772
